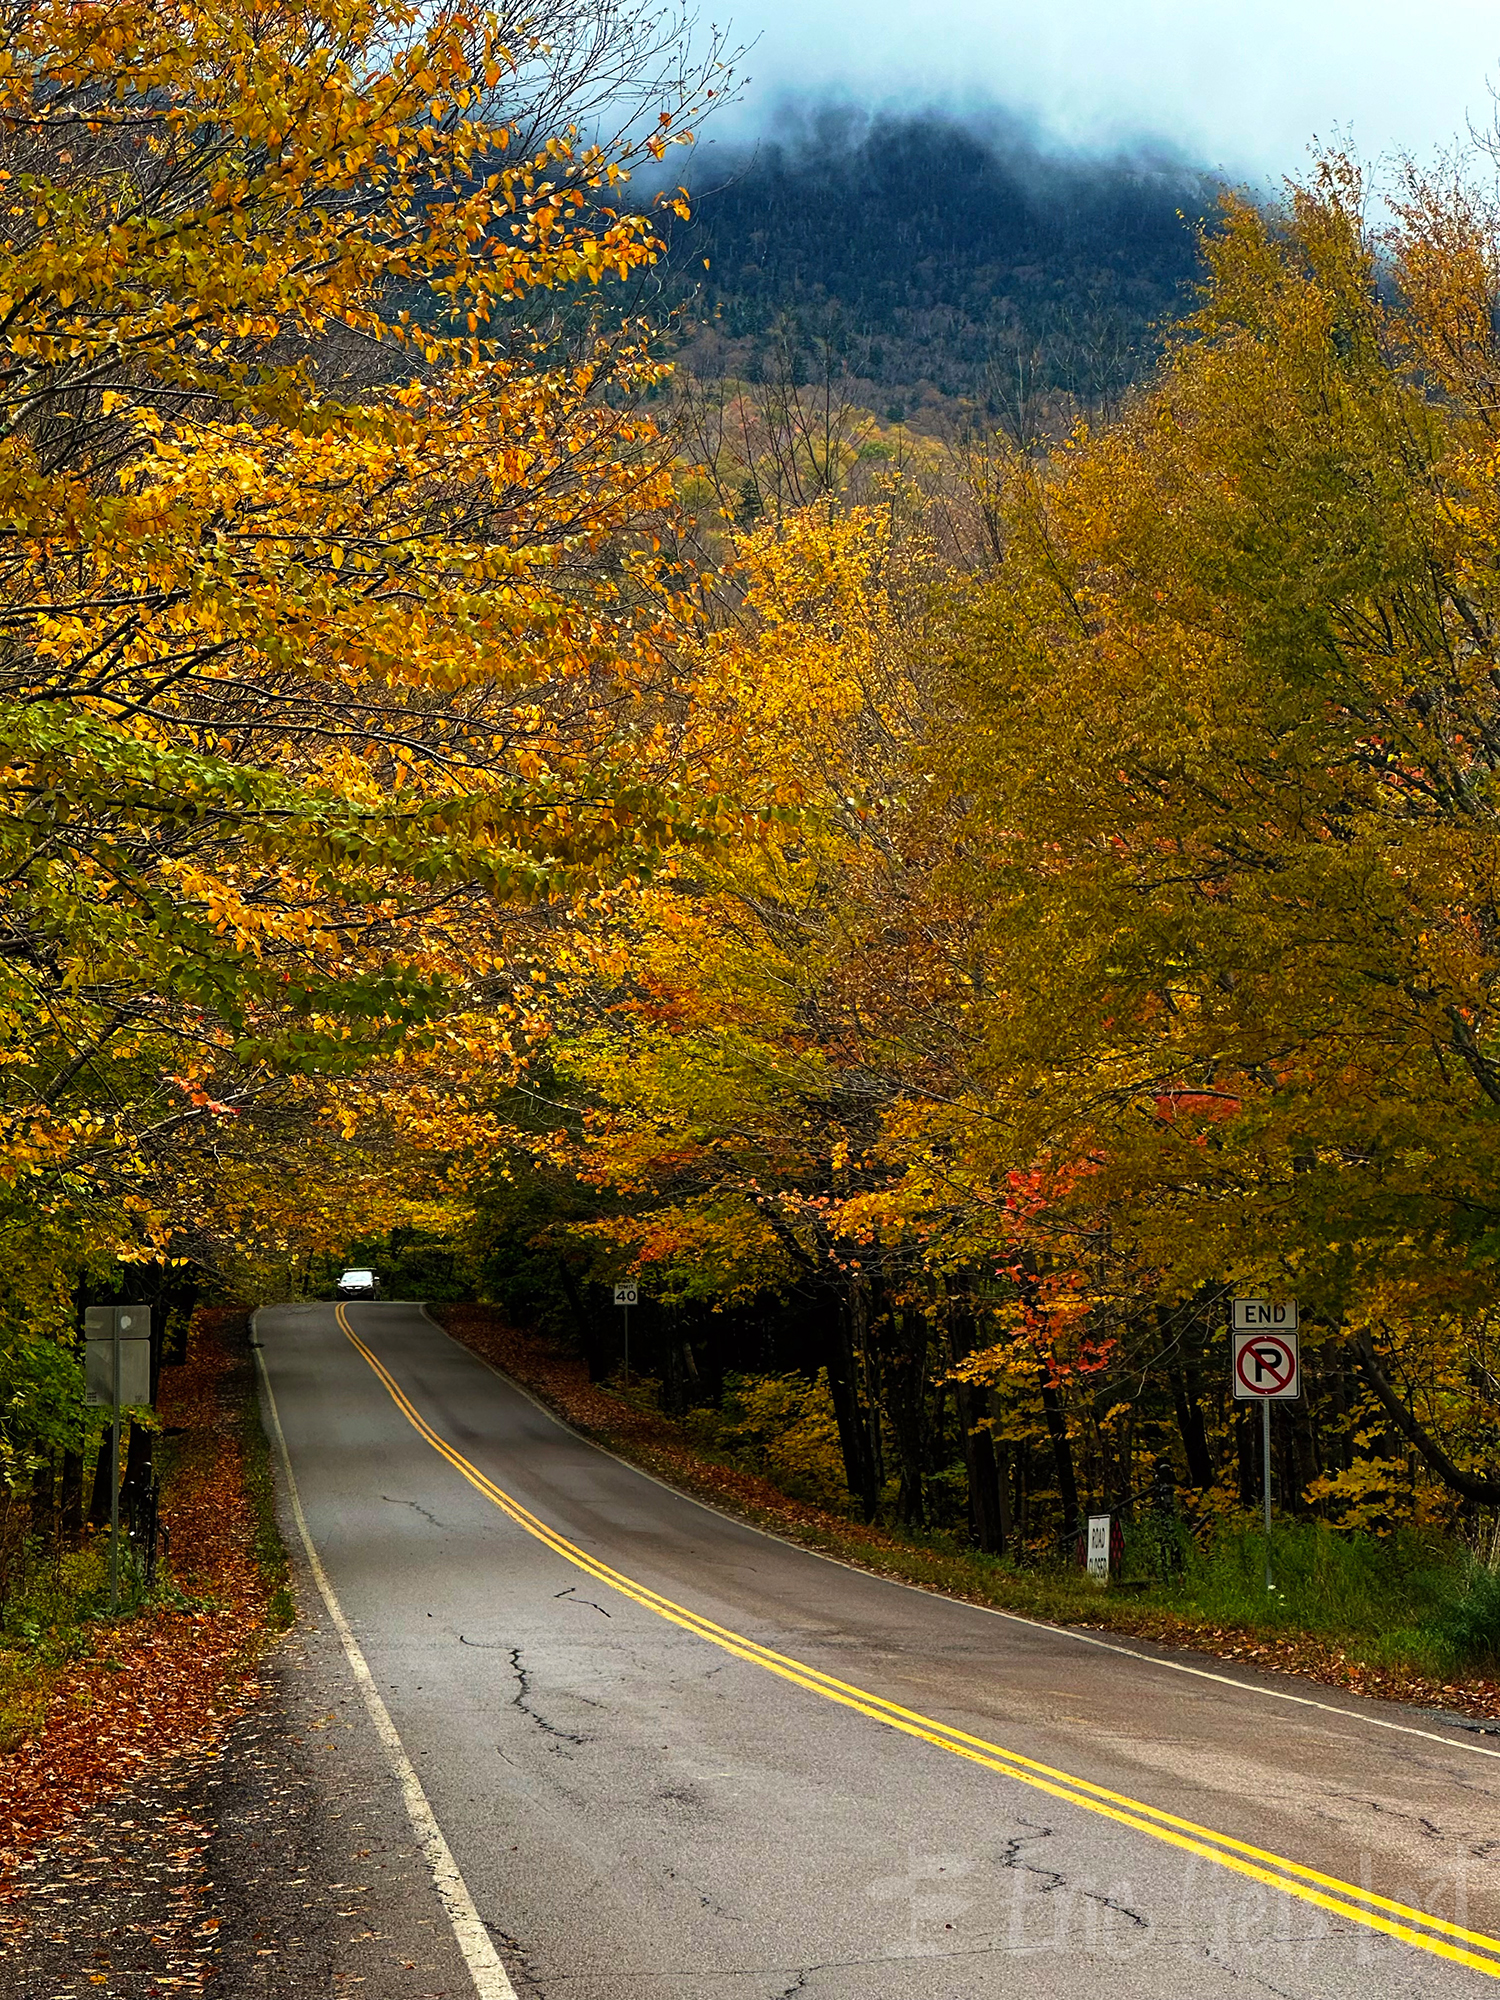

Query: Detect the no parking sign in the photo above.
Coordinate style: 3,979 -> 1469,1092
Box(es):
1231,1300 -> 1300,1401
1232,1331 -> 1300,1399
1230,1299 -> 1300,1591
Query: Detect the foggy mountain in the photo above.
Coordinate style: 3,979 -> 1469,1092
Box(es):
652,105 -> 1222,424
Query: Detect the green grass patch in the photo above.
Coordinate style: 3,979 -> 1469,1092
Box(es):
0,1537 -> 116,1751
1118,1519 -> 1499,1672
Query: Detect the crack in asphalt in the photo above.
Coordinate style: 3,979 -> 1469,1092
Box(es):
1201,1943 -> 1305,1997
555,1584 -> 612,1617
481,1915 -> 544,1993
510,1647 -> 589,1747
1326,1791 -> 1449,1840
995,1819 -> 1067,1898
995,1819 -> 1149,1930
382,1493 -> 446,1531
662,1865 -> 738,1922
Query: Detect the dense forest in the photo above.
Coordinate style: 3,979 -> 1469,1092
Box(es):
3,0 -> 1500,1659
461,158 -> 1500,1587
652,108 -> 1216,422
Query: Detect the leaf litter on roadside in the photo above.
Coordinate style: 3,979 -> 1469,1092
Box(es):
0,1311 -> 279,1940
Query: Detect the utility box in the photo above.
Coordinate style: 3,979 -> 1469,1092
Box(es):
84,1305 -> 154,1407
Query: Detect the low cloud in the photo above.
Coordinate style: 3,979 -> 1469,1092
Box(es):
703,0 -> 1497,178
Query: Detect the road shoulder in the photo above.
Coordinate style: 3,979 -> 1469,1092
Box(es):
0,1621 -> 482,1998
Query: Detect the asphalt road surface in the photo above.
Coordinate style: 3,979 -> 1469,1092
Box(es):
254,1299 -> 1500,2000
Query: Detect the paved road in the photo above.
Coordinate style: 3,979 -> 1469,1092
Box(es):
256,1300 -> 1500,1999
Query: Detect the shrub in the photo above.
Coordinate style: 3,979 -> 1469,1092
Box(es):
690,1370 -> 849,1511
1432,1560 -> 1500,1668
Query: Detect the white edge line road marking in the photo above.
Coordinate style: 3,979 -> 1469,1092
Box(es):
252,1311 -> 519,2000
415,1306 -> 1500,1767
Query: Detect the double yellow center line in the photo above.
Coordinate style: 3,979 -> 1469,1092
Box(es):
334,1306 -> 1500,1980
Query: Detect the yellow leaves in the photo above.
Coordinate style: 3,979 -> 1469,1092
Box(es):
0,0 -> 723,1289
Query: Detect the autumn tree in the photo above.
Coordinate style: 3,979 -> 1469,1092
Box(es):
939,156 -> 1500,1514
472,157 -> 1500,1554
0,0 -> 732,1474
472,498 -> 1089,1540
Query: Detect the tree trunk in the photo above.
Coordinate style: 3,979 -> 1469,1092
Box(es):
825,1292 -> 880,1521
29,1456 -> 56,1536
853,1277 -> 885,1492
557,1258 -> 606,1380
1015,1440 -> 1029,1540
1168,1364 -> 1215,1490
956,1378 -> 1007,1553
119,1419 -> 154,1519
1038,1363 -> 1080,1539
882,1306 -> 928,1530
60,1450 -> 84,1537
87,1432 -> 116,1528
949,1300 -> 1008,1555
1236,1404 -> 1257,1508
1353,1330 -> 1500,1505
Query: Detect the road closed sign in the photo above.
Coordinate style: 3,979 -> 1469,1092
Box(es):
1232,1328 -> 1301,1400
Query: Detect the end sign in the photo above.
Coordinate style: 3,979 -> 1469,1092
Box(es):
1231,1298 -> 1297,1332
1231,1299 -> 1300,1402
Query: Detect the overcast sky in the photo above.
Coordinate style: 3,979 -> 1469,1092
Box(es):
710,0 -> 1500,174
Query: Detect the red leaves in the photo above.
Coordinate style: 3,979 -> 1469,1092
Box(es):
1151,1089 -> 1242,1124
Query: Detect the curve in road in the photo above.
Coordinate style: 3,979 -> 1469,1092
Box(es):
256,1300 -> 1500,1999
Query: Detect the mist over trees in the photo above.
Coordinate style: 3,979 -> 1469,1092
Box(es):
655,104 -> 1218,420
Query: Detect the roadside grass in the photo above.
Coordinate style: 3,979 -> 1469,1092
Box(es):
435,1302 -> 1500,1718
0,1542 -> 104,1754
1133,1520 -> 1494,1676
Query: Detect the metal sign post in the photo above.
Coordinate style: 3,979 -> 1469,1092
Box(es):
614,1284 -> 638,1382
84,1306 -> 152,1611
1230,1300 -> 1299,1593
111,1317 -> 120,1611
